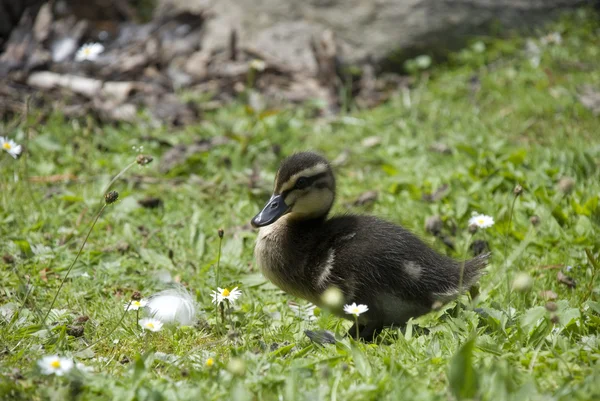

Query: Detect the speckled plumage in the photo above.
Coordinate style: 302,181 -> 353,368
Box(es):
252,152 -> 489,339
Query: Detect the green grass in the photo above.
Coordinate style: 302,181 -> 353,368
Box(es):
1,9 -> 600,401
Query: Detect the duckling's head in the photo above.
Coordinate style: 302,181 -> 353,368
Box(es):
251,152 -> 335,227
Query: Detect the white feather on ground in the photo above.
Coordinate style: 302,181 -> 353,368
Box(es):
146,288 -> 197,326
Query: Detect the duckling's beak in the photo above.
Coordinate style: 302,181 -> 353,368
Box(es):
251,194 -> 289,227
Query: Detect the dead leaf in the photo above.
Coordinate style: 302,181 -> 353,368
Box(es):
353,190 -> 378,206
557,271 -> 576,288
539,290 -> 558,300
39,268 -> 48,282
361,136 -> 381,148
331,150 -> 350,167
29,174 -> 77,183
425,215 -> 443,235
422,184 -> 449,202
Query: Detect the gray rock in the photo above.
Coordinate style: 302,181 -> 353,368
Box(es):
159,0 -> 586,71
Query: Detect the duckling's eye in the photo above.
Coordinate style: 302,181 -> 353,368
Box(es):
295,177 -> 309,189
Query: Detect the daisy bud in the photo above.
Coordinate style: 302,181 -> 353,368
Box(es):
545,301 -> 558,312
513,184 -> 523,197
321,286 -> 344,310
227,358 -> 246,376
105,190 -> 119,204
512,272 -> 533,292
424,215 -> 443,236
558,177 -> 575,195
136,154 -> 153,166
550,314 -> 559,324
468,223 -> 478,234
218,228 -> 224,238
66,325 -> 84,337
530,215 -> 540,226
131,291 -> 142,301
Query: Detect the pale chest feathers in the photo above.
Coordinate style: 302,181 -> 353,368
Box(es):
254,221 -> 303,296
254,219 -> 326,304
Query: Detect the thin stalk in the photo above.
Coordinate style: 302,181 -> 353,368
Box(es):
80,300 -> 132,352
581,250 -> 599,303
215,232 -> 224,330
43,204 -> 107,324
216,234 -> 223,293
103,160 -> 136,194
458,233 -> 474,293
504,195 -> 519,319
355,316 -> 359,341
455,233 -> 474,318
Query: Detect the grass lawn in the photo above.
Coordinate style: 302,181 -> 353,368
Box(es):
1,9 -> 599,401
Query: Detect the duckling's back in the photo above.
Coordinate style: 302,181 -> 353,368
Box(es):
311,215 -> 488,325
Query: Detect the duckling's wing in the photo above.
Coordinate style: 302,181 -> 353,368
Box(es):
323,215 -> 486,301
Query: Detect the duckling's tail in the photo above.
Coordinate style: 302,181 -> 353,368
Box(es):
461,252 -> 490,288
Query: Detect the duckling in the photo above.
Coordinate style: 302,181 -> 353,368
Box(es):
251,152 -> 489,340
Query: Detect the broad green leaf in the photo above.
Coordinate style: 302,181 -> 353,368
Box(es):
448,337 -> 478,400
520,306 -> 546,333
350,343 -> 372,379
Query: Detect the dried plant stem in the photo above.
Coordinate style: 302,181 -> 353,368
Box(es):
43,204 -> 107,324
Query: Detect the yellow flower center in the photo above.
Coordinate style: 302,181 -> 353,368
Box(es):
352,308 -> 359,314
133,301 -> 141,307
83,48 -> 91,55
2,142 -> 11,150
206,358 -> 214,367
146,322 -> 154,329
50,360 -> 61,369
222,289 -> 230,297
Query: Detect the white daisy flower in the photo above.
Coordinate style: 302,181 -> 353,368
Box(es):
468,213 -> 495,229
75,42 -> 104,62
37,355 -> 74,376
139,317 -> 163,332
124,299 -> 148,311
146,288 -> 196,326
343,303 -> 369,317
288,302 -> 318,322
211,287 -> 242,305
0,136 -> 23,159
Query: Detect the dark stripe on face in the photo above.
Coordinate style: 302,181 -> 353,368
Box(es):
281,172 -> 329,198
